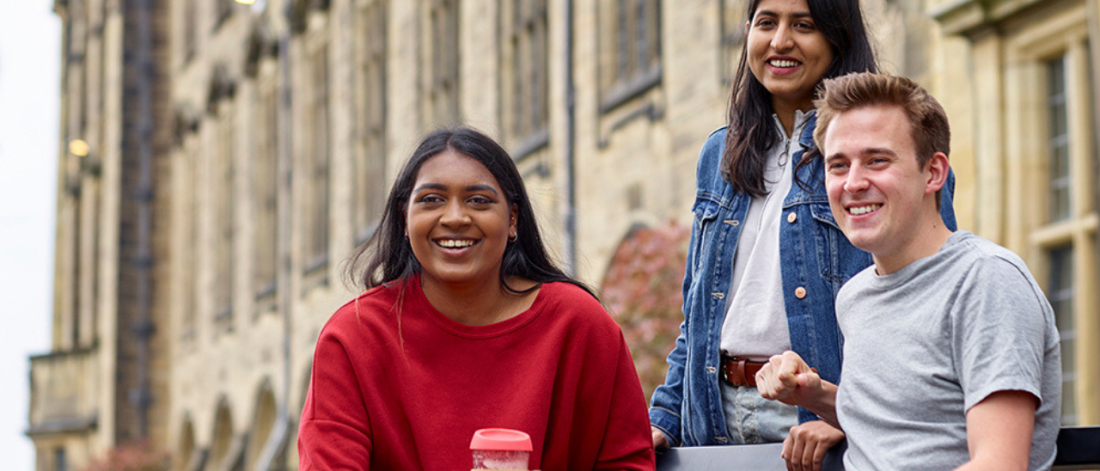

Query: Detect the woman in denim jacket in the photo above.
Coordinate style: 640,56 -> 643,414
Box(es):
649,0 -> 957,468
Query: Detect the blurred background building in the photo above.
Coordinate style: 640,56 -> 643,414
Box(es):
26,0 -> 1099,470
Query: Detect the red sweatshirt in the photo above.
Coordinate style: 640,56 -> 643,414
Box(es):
298,276 -> 656,471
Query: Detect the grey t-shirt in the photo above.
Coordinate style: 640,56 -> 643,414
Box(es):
835,230 -> 1061,471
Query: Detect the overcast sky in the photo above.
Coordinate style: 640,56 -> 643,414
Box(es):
0,1 -> 60,469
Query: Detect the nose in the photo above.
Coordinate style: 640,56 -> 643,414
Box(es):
844,165 -> 870,193
771,23 -> 794,52
440,200 -> 471,227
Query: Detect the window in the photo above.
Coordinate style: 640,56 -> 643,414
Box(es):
184,0 -> 197,61
1048,56 -> 1071,222
501,0 -> 549,153
254,85 -> 278,299
54,447 -> 66,471
70,165 -> 83,349
719,0 -> 745,84
214,106 -> 236,331
424,0 -> 460,126
353,1 -> 388,242
1048,245 -> 1075,424
305,44 -> 330,274
1026,38 -> 1097,426
600,0 -> 661,111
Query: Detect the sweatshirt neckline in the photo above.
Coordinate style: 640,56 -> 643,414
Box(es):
409,274 -> 548,338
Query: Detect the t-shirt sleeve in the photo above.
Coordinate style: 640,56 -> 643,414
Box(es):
298,322 -> 373,471
952,256 -> 1051,412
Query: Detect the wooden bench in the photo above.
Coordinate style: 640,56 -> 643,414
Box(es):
655,426 -> 1100,470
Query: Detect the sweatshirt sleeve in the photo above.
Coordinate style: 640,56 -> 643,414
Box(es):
298,324 -> 373,471
596,332 -> 658,470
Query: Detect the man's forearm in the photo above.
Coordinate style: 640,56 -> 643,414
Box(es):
799,381 -> 840,428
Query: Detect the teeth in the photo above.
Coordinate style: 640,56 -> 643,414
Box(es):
849,204 -> 881,215
769,59 -> 798,68
437,239 -> 475,248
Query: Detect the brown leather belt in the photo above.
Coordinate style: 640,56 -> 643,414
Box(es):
720,355 -> 767,387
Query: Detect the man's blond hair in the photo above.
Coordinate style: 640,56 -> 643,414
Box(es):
813,72 -> 951,168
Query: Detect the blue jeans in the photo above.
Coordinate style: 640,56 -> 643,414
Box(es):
721,382 -> 797,444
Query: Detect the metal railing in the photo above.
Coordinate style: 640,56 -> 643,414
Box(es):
656,427 -> 1100,471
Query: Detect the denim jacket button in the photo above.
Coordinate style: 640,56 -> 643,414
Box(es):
706,366 -> 717,374
712,292 -> 725,299
787,212 -> 797,223
724,219 -> 740,226
795,287 -> 807,299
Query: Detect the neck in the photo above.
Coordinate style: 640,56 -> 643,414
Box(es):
873,206 -> 953,275
771,97 -> 812,138
420,274 -> 538,326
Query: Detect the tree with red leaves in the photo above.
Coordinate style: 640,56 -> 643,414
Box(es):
601,221 -> 691,402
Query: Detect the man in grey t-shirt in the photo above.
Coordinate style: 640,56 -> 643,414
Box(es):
755,72 -> 1061,471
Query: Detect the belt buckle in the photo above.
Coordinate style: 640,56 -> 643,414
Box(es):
720,355 -> 745,385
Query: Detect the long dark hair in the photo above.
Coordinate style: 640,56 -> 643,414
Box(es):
345,126 -> 593,298
724,0 -> 877,196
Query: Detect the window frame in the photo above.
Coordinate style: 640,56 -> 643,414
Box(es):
598,0 -> 662,114
500,0 -> 550,159
1006,12 -> 1098,427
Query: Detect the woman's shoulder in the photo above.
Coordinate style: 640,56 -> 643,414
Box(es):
699,126 -> 729,159
694,126 -> 733,196
537,281 -> 600,305
325,280 -> 406,331
537,282 -> 622,331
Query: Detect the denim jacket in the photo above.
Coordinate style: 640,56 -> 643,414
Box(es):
649,117 -> 957,446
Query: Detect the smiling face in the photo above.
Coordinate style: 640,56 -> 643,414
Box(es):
406,149 -> 517,290
746,0 -> 835,114
823,104 -> 949,274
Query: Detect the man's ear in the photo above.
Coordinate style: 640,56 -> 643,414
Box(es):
924,152 -> 950,195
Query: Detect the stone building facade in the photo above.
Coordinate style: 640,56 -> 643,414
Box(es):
28,0 -> 1099,470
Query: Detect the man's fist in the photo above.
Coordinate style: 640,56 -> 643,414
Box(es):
756,351 -> 821,406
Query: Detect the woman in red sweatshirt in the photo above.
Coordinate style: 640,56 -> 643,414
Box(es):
297,127 -> 656,471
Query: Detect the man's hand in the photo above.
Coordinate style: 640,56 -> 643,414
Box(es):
651,427 -> 670,448
782,421 -> 845,471
756,351 -> 821,406
756,351 -> 840,427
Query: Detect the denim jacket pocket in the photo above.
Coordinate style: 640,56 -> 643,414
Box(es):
808,202 -> 870,289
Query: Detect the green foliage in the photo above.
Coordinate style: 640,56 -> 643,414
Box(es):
82,441 -> 170,471
601,221 -> 691,403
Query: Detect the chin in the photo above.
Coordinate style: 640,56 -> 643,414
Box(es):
842,232 -> 877,253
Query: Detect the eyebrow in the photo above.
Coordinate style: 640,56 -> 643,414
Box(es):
824,148 -> 897,162
465,184 -> 499,195
860,147 -> 898,157
412,183 -> 500,195
755,10 -> 814,19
